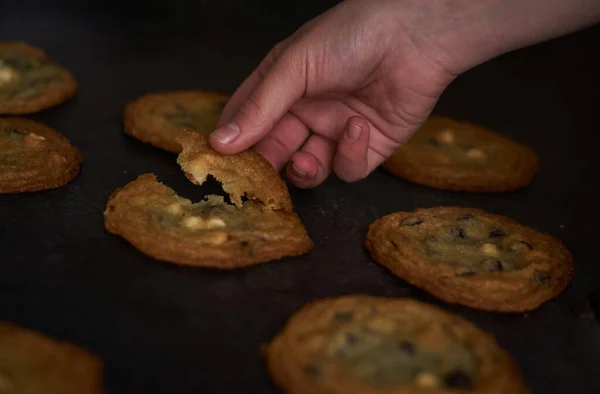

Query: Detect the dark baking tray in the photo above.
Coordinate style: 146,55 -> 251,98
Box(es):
1,2 -> 600,393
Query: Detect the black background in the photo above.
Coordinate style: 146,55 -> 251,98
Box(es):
1,1 -> 600,393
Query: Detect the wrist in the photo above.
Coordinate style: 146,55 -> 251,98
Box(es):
409,0 -> 600,75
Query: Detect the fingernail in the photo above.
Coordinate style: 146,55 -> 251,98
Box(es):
210,123 -> 240,145
291,162 -> 307,178
346,122 -> 362,141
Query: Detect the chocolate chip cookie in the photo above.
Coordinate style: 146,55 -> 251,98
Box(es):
365,207 -> 573,312
104,132 -> 312,269
0,41 -> 78,114
0,323 -> 105,394
124,90 -> 228,153
0,117 -> 82,193
265,295 -> 529,394
383,117 -> 539,192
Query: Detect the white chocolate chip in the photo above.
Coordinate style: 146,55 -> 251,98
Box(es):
436,129 -> 455,144
480,243 -> 499,257
28,133 -> 46,141
182,216 -> 205,230
0,66 -> 19,87
49,152 -> 67,163
366,317 -> 396,334
415,372 -> 439,388
466,148 -> 486,160
202,231 -> 229,245
205,217 -> 226,229
165,202 -> 183,215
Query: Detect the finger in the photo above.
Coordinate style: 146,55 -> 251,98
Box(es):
210,43 -> 307,154
333,116 -> 370,182
253,113 -> 311,172
290,98 -> 352,141
217,39 -> 291,128
286,134 -> 336,188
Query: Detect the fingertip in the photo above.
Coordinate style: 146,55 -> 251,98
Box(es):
286,152 -> 320,189
334,116 -> 370,182
208,122 -> 242,152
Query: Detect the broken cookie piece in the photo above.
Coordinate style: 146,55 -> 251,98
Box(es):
104,133 -> 312,269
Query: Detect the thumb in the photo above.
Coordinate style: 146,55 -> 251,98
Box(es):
209,44 -> 307,154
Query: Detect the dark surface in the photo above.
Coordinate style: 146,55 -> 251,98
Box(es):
1,2 -> 600,393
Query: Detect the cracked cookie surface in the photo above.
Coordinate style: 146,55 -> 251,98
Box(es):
0,42 -> 78,114
0,323 -> 104,394
382,117 -> 538,192
266,295 -> 528,394
0,117 -> 82,193
124,90 -> 228,153
365,207 -> 573,312
104,133 -> 312,268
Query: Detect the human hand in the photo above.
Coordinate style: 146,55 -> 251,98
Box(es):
209,0 -> 600,188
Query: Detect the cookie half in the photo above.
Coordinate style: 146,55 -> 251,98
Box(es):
0,323 -> 105,394
383,117 -> 538,192
124,90 -> 228,153
104,133 -> 312,269
0,41 -> 78,114
0,117 -> 82,193
365,207 -> 573,312
265,295 -> 529,394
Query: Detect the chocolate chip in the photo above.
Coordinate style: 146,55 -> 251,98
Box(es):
303,364 -> 321,377
444,370 -> 473,389
457,214 -> 475,221
0,53 -> 38,71
401,217 -> 423,226
4,128 -> 27,137
427,138 -> 440,147
345,333 -> 359,346
489,228 -> 507,238
333,310 -> 354,323
459,143 -> 474,151
425,237 -> 440,255
510,241 -> 533,252
456,266 -> 475,277
483,259 -> 503,272
534,270 -> 549,285
398,340 -> 415,357
450,227 -> 467,239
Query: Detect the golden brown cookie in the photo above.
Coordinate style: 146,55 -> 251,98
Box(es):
104,133 -> 312,269
365,207 -> 573,312
0,323 -> 105,394
124,90 -> 228,153
0,41 -> 78,114
265,295 -> 529,394
0,117 -> 82,193
382,117 -> 538,192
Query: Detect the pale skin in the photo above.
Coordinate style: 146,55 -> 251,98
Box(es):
209,0 -> 600,188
